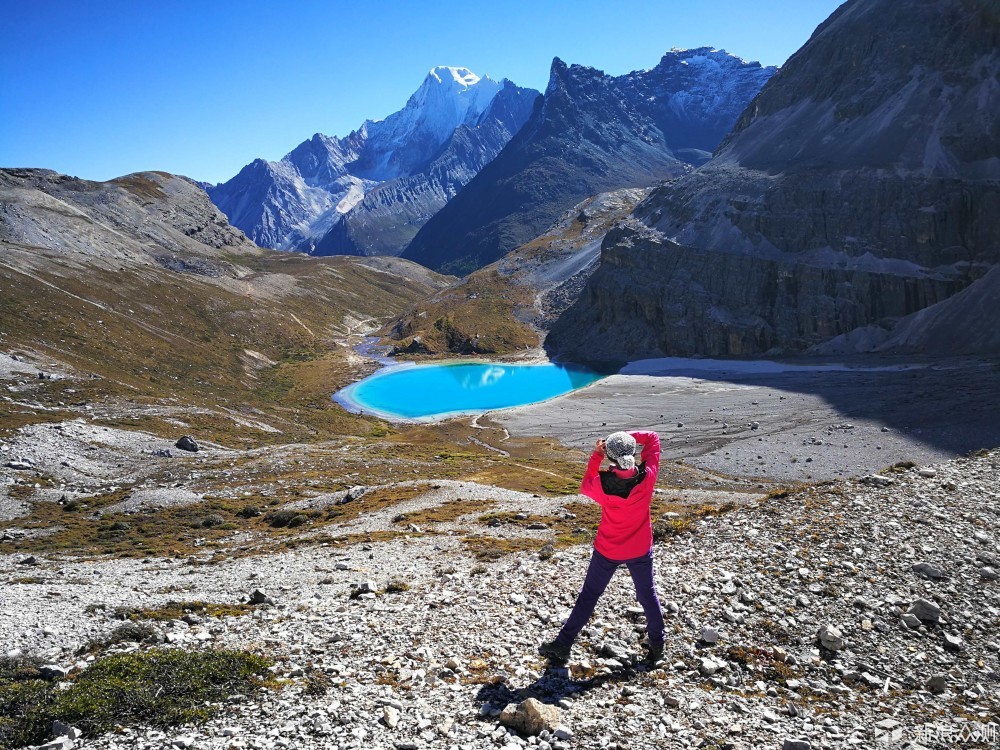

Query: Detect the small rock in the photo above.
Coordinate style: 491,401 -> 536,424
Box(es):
860,475 -> 893,487
943,633 -> 964,652
698,657 -> 723,676
340,485 -> 367,503
39,664 -> 69,680
981,567 -> 999,581
901,613 -> 921,629
17,555 -> 39,566
499,698 -> 561,736
37,739 -> 73,750
907,598 -> 941,624
917,467 -> 937,478
5,458 -> 34,470
926,674 -> 948,694
911,562 -> 945,579
383,705 -> 401,729
859,672 -> 883,688
816,624 -> 844,651
249,589 -> 273,605
172,737 -> 194,749
174,436 -> 199,452
698,626 -> 720,645
554,725 -> 573,740
782,739 -> 812,750
52,720 -> 82,739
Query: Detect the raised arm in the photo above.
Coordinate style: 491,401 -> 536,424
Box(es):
579,445 -> 605,498
631,430 -> 660,480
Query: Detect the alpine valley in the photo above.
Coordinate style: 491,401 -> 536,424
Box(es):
3,3 -> 1000,750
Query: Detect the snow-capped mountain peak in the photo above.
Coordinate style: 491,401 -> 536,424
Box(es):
356,66 -> 504,181
664,47 -> 757,68
428,66 -> 481,87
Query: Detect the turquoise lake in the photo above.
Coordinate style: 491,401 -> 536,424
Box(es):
335,361 -> 606,420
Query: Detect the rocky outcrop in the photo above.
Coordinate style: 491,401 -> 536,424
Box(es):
0,169 -> 257,274
551,218 -> 966,359
549,0 -> 1000,361
402,49 -> 776,275
876,265 -> 1000,355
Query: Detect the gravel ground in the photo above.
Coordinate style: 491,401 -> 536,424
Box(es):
3,450 -> 998,750
3,349 -> 999,750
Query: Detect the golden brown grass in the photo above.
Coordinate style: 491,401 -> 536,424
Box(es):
0,248 -> 444,446
384,270 -> 538,357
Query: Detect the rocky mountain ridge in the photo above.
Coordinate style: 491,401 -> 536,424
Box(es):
402,49 -> 776,275
207,68 -> 538,257
549,0 -> 1000,361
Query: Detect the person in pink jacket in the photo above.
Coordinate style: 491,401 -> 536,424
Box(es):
539,430 -> 665,664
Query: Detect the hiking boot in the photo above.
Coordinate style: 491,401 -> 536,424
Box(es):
643,642 -> 664,665
539,639 -> 571,662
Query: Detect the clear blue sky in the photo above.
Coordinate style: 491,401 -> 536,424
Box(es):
1,0 -> 844,185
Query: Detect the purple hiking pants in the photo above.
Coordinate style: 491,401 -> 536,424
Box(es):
555,547 -> 665,648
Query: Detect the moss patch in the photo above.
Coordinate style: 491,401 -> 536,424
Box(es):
109,600 -> 256,622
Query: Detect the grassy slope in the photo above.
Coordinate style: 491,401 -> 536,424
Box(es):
0,248 -> 448,444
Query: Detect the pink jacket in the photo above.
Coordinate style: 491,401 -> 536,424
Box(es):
580,430 -> 661,560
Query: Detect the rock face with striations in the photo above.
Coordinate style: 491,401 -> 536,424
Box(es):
548,0 -> 1000,361
402,49 -> 776,275
207,68 -> 537,257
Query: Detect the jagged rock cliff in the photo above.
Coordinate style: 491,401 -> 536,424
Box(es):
549,0 -> 1000,361
402,49 -> 776,275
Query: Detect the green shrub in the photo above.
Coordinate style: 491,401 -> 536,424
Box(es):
0,648 -> 273,749
200,514 -> 226,528
83,622 -> 162,652
266,509 -> 307,528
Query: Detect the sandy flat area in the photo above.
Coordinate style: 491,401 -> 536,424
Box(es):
495,356 -> 1000,482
